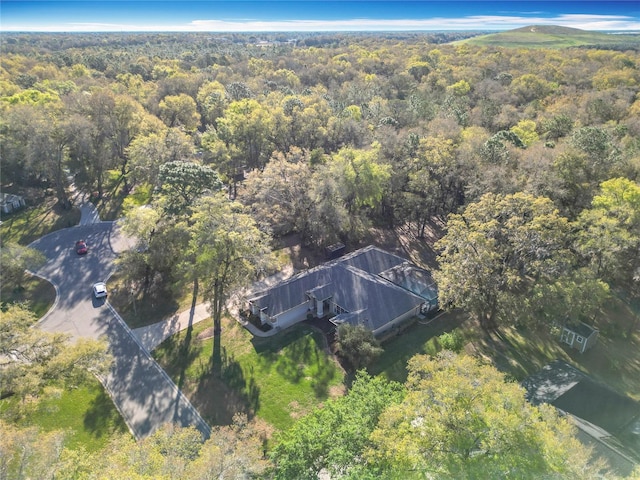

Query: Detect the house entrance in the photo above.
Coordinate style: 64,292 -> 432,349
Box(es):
561,329 -> 575,345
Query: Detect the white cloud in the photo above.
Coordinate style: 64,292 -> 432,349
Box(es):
5,14 -> 640,32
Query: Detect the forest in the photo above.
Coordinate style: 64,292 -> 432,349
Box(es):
1,31 -> 640,478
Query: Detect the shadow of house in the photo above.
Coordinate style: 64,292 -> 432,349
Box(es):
247,246 -> 438,338
523,360 -> 640,476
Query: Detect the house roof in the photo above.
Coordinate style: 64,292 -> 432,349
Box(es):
337,245 -> 407,275
0,193 -> 24,204
248,246 -> 427,331
564,322 -> 598,338
379,263 -> 438,301
523,361 -> 640,465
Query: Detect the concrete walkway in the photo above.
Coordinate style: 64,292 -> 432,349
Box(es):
132,265 -> 297,351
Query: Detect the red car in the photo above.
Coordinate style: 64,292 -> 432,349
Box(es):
75,240 -> 88,255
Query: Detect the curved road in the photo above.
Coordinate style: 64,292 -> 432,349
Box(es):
31,212 -> 211,440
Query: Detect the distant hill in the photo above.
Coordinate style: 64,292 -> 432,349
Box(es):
461,25 -> 640,49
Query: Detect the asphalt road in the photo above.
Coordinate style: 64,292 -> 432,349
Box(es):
31,218 -> 211,440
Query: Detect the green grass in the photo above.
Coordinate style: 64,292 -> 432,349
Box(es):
370,311 -> 467,383
3,379 -> 128,453
371,291 -> 640,403
1,274 -> 56,318
0,196 -> 80,245
461,28 -> 640,49
108,274 -> 197,329
153,315 -> 345,431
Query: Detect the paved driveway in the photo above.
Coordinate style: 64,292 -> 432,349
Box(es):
31,217 -> 210,440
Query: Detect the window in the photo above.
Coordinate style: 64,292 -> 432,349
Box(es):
576,336 -> 584,343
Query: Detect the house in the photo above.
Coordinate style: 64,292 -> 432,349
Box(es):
523,361 -> 640,476
0,193 -> 26,214
560,322 -> 599,353
247,246 -> 438,337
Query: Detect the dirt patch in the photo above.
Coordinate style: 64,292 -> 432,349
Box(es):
197,327 -> 215,341
272,233 -> 325,270
328,384 -> 346,398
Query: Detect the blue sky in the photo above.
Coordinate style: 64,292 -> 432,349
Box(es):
2,1 -> 640,32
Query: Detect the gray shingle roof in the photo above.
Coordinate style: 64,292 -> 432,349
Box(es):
565,322 -> 598,338
337,245 -> 407,274
248,246 -> 427,331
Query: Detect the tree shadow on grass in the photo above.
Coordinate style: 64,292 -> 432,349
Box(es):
251,325 -> 339,398
192,343 -> 260,427
83,387 -> 129,439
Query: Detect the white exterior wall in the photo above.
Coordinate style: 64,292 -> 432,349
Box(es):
274,301 -> 312,330
373,305 -> 422,338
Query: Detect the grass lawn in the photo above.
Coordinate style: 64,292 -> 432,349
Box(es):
2,378 -> 128,453
370,294 -> 640,403
1,274 -> 56,318
370,311 -> 468,383
0,196 -> 80,245
108,275 -> 201,329
153,314 -> 345,431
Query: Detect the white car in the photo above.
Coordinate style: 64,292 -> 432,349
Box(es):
93,282 -> 108,298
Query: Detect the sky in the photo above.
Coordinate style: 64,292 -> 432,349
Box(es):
2,1 -> 640,33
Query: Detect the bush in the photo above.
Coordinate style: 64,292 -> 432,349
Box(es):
437,330 -> 464,352
335,323 -> 383,370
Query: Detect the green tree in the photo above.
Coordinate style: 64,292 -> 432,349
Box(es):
367,352 -> 604,479
335,323 -> 384,370
242,148 -> 314,239
328,144 -> 391,240
0,243 -> 45,290
434,193 -> 574,329
127,128 -> 194,187
196,80 -> 227,127
157,161 -> 222,216
306,169 -> 350,247
510,119 -> 539,147
158,93 -> 200,131
270,372 -> 404,480
0,421 -> 67,480
540,113 -> 574,141
216,98 -> 274,172
65,89 -> 120,199
576,178 -> 640,333
54,416 -> 269,479
189,194 -> 273,336
0,304 -> 111,410
401,136 -> 463,238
